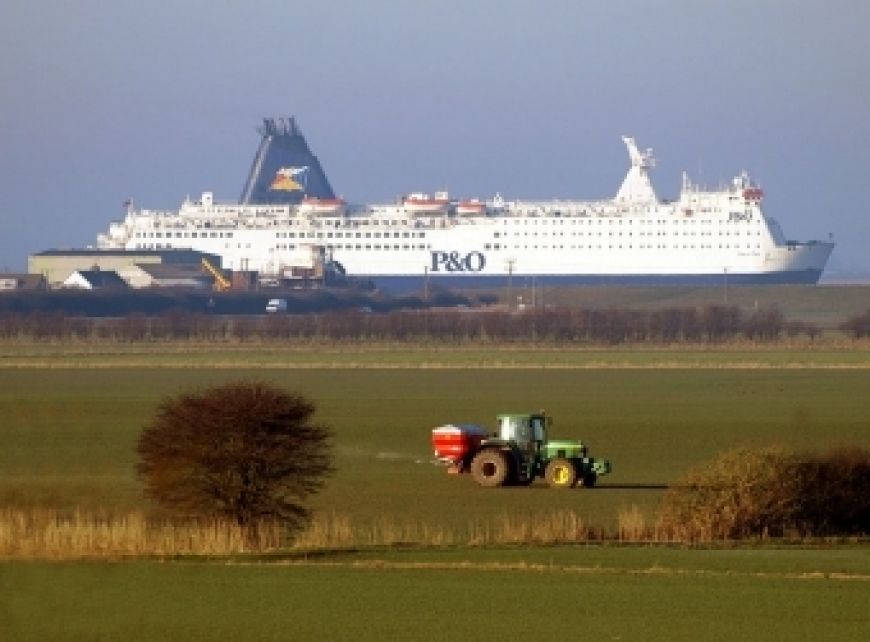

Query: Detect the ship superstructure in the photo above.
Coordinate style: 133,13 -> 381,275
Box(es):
97,119 -> 834,289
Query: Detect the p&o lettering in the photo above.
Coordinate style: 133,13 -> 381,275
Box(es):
431,251 -> 486,273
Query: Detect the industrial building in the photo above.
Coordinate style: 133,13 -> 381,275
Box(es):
29,249 -> 222,287
118,263 -> 214,289
0,273 -> 47,292
63,269 -> 128,290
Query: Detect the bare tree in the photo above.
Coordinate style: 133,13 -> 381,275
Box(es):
840,309 -> 870,339
137,382 -> 332,537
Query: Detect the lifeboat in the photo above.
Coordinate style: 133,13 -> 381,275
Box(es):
403,191 -> 450,215
456,199 -> 487,216
743,187 -> 764,201
297,196 -> 346,216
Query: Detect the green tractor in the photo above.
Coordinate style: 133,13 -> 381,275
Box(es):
431,412 -> 611,488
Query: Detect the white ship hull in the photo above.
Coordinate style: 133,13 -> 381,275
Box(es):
96,133 -> 834,290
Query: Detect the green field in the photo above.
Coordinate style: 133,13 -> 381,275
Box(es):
3,547 -> 869,641
4,340 -> 870,369
1,353 -> 869,527
2,342 -> 869,639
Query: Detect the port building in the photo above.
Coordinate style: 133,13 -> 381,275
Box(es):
29,249 -> 222,287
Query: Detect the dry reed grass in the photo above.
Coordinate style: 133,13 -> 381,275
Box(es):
616,505 -> 662,542
290,511 -> 606,549
0,509 -> 283,559
1,506 -> 676,559
13,464 -> 864,559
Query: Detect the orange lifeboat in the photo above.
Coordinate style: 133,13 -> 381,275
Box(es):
298,196 -> 346,216
456,199 -> 487,216
743,187 -> 764,201
403,191 -> 450,215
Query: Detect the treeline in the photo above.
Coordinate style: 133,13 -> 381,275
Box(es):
839,309 -> 870,339
0,304 -> 847,343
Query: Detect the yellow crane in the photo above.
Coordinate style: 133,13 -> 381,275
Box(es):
201,258 -> 231,291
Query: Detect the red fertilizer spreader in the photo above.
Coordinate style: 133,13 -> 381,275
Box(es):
431,424 -> 489,473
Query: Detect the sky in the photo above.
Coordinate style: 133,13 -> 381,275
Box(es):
1,0 -> 868,276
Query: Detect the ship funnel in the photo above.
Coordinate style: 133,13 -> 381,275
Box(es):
239,116 -> 336,205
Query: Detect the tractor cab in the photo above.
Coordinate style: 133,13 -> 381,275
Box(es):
497,413 -> 548,479
497,413 -> 547,450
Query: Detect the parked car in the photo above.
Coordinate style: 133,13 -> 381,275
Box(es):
265,298 -> 288,313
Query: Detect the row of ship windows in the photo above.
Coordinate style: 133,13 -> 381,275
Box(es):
135,230 -> 431,240
135,227 -> 760,241
269,219 -> 414,227
193,215 -> 755,228
190,216 -> 415,227
283,215 -> 757,227
498,217 -> 756,226
136,243 -> 247,250
492,216 -> 747,226
275,231 -> 427,240
286,216 -> 760,227
495,231 -> 762,238
283,243 -> 763,252
271,244 -> 431,252
483,244 -> 763,251
136,231 -> 235,239
145,215 -> 758,234
270,243 -> 765,252
135,242 -> 762,253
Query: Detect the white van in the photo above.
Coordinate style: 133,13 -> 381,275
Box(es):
265,298 -> 288,313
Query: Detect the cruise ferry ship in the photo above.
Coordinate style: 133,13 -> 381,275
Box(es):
96,117 -> 834,289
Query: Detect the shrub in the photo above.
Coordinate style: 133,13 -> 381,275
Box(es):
659,447 -> 802,540
659,446 -> 870,540
791,447 -> 870,535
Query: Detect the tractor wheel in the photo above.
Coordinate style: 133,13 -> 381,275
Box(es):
471,450 -> 510,487
581,472 -> 598,488
545,458 -> 578,489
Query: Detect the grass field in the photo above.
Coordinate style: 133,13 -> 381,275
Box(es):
1,352 -> 869,529
3,339 -> 870,369
2,341 -> 869,639
3,547 -> 869,641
